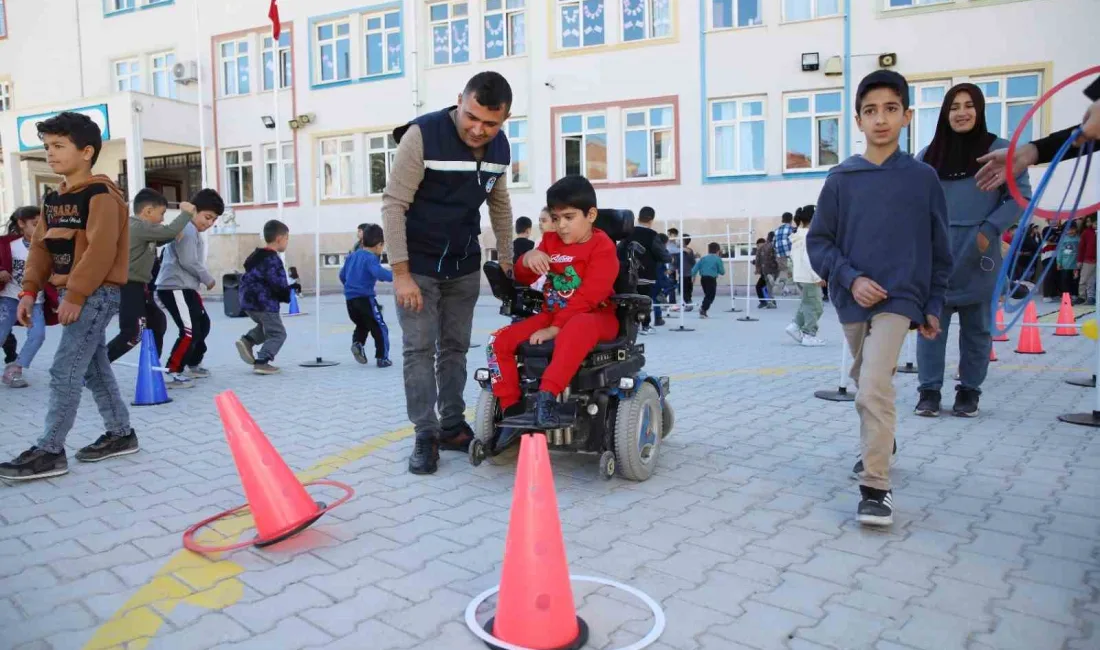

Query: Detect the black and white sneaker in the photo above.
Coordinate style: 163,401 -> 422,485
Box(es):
857,485 -> 894,527
952,388 -> 980,418
0,447 -> 69,481
851,439 -> 897,478
75,430 -> 140,463
914,389 -> 942,417
351,342 -> 369,365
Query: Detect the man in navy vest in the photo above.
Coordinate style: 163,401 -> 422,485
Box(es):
383,72 -> 515,475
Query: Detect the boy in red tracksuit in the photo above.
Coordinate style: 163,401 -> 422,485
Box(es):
487,175 -> 620,428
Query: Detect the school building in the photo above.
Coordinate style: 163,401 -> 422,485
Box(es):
0,0 -> 1095,291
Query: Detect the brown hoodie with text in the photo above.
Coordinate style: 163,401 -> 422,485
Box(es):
21,174 -> 129,306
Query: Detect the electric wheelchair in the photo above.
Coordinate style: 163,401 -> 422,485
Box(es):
469,209 -> 674,481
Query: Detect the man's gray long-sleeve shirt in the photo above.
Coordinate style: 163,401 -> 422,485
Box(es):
156,222 -> 215,290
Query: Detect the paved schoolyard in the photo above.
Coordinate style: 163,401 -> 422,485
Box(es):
2,293 -> 1099,650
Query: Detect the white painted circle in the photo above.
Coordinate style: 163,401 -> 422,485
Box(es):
463,574 -> 666,650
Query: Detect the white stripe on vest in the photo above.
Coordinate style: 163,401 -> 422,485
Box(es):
480,162 -> 508,174
424,160 -> 478,172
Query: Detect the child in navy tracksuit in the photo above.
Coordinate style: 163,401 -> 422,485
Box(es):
340,223 -> 393,367
236,220 -> 292,375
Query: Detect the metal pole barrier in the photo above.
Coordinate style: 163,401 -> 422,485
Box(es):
301,170 -> 340,368
898,331 -> 918,374
738,214 -> 758,322
670,214 -> 695,332
1059,219 -> 1100,425
726,222 -> 741,312
815,339 -> 855,402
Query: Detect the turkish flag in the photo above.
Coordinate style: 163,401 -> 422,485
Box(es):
268,0 -> 281,40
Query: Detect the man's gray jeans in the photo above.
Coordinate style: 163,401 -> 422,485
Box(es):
396,272 -> 481,439
38,286 -> 131,454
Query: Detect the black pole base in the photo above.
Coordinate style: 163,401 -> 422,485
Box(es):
737,316 -> 759,322
1066,374 -> 1097,388
669,326 -> 695,333
897,362 -> 918,375
1057,410 -> 1100,428
300,357 -> 340,368
728,306 -> 743,312
815,386 -> 855,402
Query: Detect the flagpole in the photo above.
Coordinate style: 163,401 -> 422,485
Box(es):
273,26 -> 283,221
193,0 -> 207,188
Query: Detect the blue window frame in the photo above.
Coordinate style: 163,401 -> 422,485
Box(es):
559,0 -> 605,49
623,0 -> 671,42
309,4 -> 405,89
430,1 -> 470,65
484,0 -> 526,59
711,0 -> 762,28
263,33 -> 293,91
709,97 -> 766,175
365,10 -> 402,76
317,20 -> 352,83
784,90 -> 841,171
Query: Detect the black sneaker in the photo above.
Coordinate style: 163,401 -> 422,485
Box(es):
0,447 -> 69,481
758,301 -> 768,309
857,485 -> 894,527
914,389 -> 942,417
952,388 -> 980,418
533,390 -> 565,428
408,434 -> 439,475
76,430 -> 140,462
851,439 -> 897,478
439,421 -> 473,452
377,358 -> 393,368
351,343 -> 369,365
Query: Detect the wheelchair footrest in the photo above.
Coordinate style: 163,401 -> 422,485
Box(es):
499,410 -> 576,431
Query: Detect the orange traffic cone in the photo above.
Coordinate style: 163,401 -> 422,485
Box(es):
993,307 -> 1010,342
1015,301 -> 1046,354
487,434 -> 588,650
1054,292 -> 1078,336
989,345 -> 998,362
182,391 -> 354,554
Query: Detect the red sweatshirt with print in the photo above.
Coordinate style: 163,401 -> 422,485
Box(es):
513,229 -> 619,326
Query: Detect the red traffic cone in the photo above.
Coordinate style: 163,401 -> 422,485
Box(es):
182,391 -> 353,554
1054,292 -> 1078,336
488,434 -> 588,650
993,307 -> 1010,342
1015,302 -> 1046,354
989,345 -> 998,362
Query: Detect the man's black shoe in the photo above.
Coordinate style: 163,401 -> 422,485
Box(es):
76,430 -> 140,463
533,391 -> 562,428
0,447 -> 69,482
408,434 -> 439,475
952,388 -> 980,418
440,421 -> 474,452
914,389 -> 942,417
851,439 -> 897,478
857,485 -> 894,527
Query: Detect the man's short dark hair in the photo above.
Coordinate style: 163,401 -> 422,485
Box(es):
37,111 -> 103,167
133,188 -> 168,215
463,71 -> 513,112
515,216 -> 532,234
546,175 -> 597,215
708,242 -> 721,254
357,222 -> 369,233
667,227 -> 679,236
856,70 -> 911,113
781,212 -> 793,223
191,189 -> 225,216
263,219 -> 289,243
362,224 -> 385,248
683,234 -> 692,246
756,238 -> 766,245
638,206 -> 656,223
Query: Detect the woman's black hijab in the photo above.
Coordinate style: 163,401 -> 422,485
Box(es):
922,83 -> 998,180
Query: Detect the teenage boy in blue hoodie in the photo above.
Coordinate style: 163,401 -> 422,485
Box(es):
808,70 -> 953,528
340,223 -> 393,367
236,220 -> 292,375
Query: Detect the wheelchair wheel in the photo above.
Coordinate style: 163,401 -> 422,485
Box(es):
661,401 -> 674,439
613,382 -> 663,481
473,389 -> 518,466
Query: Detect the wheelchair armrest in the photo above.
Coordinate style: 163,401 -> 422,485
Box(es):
612,294 -> 652,313
483,261 -> 514,302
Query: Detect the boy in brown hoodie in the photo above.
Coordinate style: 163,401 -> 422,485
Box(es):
0,112 -> 138,482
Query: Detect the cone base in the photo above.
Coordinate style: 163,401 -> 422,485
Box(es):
1014,350 -> 1046,355
483,616 -> 589,650
1058,411 -> 1100,428
815,388 -> 855,402
992,336 -> 1010,342
300,359 -> 340,367
254,501 -> 326,548
132,397 -> 172,407
1054,332 -> 1079,337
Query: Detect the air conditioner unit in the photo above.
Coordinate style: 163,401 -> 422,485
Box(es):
172,60 -> 199,85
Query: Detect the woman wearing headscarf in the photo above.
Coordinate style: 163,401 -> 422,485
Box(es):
913,83 -> 1031,419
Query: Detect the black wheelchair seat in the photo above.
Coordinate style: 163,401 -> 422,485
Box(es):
518,337 -> 628,358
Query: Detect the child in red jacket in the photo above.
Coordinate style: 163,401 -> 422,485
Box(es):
488,175 -> 620,428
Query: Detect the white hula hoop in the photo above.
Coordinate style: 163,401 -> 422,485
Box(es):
464,574 -> 666,650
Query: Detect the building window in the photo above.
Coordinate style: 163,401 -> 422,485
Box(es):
321,136 -> 358,199
430,1 -> 470,65
783,0 -> 839,22
886,0 -> 952,7
263,33 -> 292,90
0,82 -> 10,111
151,52 -> 177,99
622,0 -> 671,41
264,143 -> 296,203
508,119 -> 529,185
223,149 -> 254,205
623,106 -> 675,180
316,21 -> 352,83
219,40 -> 250,97
784,90 -> 841,171
364,10 -> 402,76
114,58 -> 142,92
973,72 -> 1042,143
900,81 -> 949,155
366,134 -> 398,195
559,113 -> 608,180
559,0 -> 605,49
0,0 -> 7,37
710,97 -> 765,175
711,0 -> 762,28
484,0 -> 526,59
108,0 -> 134,13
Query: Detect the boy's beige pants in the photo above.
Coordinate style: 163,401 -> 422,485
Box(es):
842,313 -> 910,491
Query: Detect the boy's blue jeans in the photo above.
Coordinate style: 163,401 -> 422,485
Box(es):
916,303 -> 991,394
0,297 -> 46,368
38,286 -> 130,454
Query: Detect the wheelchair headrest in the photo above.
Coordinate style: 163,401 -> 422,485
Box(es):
595,209 -> 635,242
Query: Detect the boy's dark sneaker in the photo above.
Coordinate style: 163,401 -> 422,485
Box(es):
758,301 -> 768,309
351,343 -> 369,365
533,390 -> 572,428
76,430 -> 140,463
439,421 -> 473,452
253,361 -> 280,375
952,388 -> 980,418
377,358 -> 393,368
408,434 -> 439,475
914,389 -> 942,417
857,485 -> 894,527
654,317 -> 666,327
851,439 -> 897,478
0,447 -> 69,482
235,338 -> 256,365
